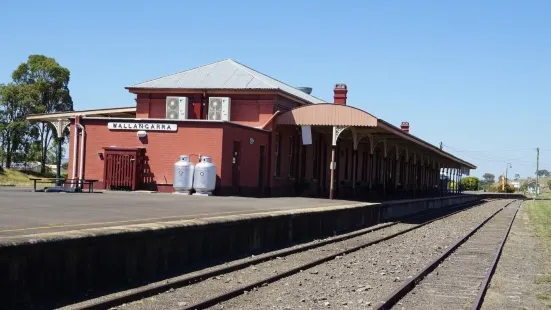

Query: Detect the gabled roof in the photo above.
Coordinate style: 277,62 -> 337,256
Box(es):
27,106 -> 136,121
126,59 -> 327,104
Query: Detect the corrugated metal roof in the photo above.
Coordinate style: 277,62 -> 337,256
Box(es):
276,104 -> 476,169
128,59 -> 327,104
276,104 -> 377,127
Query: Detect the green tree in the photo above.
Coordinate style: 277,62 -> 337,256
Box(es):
537,169 -> 550,177
46,135 -> 67,165
0,130 -> 5,168
482,173 -> 495,184
514,173 -> 520,181
0,83 -> 34,168
21,139 -> 41,165
520,182 -> 528,192
547,180 -> 551,191
461,176 -> 480,191
499,184 -> 515,193
12,55 -> 73,174
449,181 -> 457,191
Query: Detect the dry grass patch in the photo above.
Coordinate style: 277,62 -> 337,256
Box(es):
0,168 -> 56,186
527,199 -> 551,307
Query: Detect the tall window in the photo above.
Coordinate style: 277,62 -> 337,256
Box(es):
289,136 -> 295,178
313,139 -> 318,179
362,151 -> 368,181
274,133 -> 281,177
344,148 -> 349,179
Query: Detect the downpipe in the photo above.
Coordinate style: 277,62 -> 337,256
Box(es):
71,123 -> 79,188
75,123 -> 86,190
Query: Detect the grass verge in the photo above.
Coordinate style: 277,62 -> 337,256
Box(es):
0,168 -> 56,186
526,199 -> 551,305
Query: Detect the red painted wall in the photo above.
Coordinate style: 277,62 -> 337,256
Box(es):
68,119 -> 223,191
266,95 -> 303,196
67,118 -> 270,195
135,93 -> 276,128
220,126 -> 270,196
67,91 -> 309,196
269,125 -> 299,196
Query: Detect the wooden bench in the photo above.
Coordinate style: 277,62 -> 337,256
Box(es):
29,178 -> 66,192
64,179 -> 99,193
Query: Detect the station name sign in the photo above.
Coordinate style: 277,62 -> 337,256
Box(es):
107,122 -> 178,132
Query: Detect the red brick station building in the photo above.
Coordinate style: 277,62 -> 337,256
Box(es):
28,59 -> 475,200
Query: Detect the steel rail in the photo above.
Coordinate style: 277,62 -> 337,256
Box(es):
471,200 -> 521,310
177,199 -> 498,310
71,198 -> 489,310
373,199 -> 518,310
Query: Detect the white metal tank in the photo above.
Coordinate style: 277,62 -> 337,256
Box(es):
173,155 -> 194,194
193,156 -> 216,195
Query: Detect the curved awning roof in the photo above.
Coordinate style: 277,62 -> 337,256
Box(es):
27,106 -> 136,121
276,104 -> 476,170
276,104 -> 377,127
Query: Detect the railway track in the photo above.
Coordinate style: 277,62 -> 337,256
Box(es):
64,198 -> 502,310
62,199 -> 493,309
374,199 -> 521,310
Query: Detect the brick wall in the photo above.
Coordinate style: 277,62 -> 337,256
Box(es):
267,95 -> 306,196
68,91 -> 310,196
67,118 -> 271,195
269,125 -> 300,196
134,92 -> 277,128
220,126 -> 270,196
68,119 -> 223,192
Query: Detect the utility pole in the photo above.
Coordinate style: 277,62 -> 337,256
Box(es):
505,162 -> 511,191
536,147 -> 540,197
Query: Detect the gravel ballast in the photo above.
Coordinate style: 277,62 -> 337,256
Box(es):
481,202 -> 549,310
112,199 -> 511,310
395,200 -> 520,310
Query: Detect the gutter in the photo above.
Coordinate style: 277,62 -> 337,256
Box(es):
260,111 -> 281,130
377,120 -> 476,169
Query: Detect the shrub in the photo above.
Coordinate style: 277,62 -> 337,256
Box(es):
520,182 -> 528,192
498,184 -> 515,193
461,176 -> 479,191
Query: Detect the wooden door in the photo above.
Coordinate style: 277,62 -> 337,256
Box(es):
321,138 -> 328,196
103,148 -> 144,191
232,141 -> 241,195
258,145 -> 266,196
300,145 -> 307,181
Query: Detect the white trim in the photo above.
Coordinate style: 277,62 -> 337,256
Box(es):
108,122 -> 178,132
85,116 -> 223,122
82,117 -> 271,133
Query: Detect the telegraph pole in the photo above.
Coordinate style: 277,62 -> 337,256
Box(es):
536,147 -> 540,197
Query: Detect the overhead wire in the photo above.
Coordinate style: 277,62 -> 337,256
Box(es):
442,144 -> 536,166
441,144 -> 538,167
442,144 -> 535,155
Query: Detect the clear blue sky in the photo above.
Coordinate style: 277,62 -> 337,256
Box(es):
2,0 -> 550,179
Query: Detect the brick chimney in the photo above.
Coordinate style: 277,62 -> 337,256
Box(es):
401,122 -> 410,133
333,83 -> 347,105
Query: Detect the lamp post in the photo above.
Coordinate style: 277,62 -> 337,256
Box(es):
505,163 -> 512,189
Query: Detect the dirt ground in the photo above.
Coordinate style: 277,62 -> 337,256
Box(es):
482,199 -> 551,310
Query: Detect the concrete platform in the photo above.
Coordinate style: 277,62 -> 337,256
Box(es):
0,189 -> 363,238
0,189 -> 524,310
